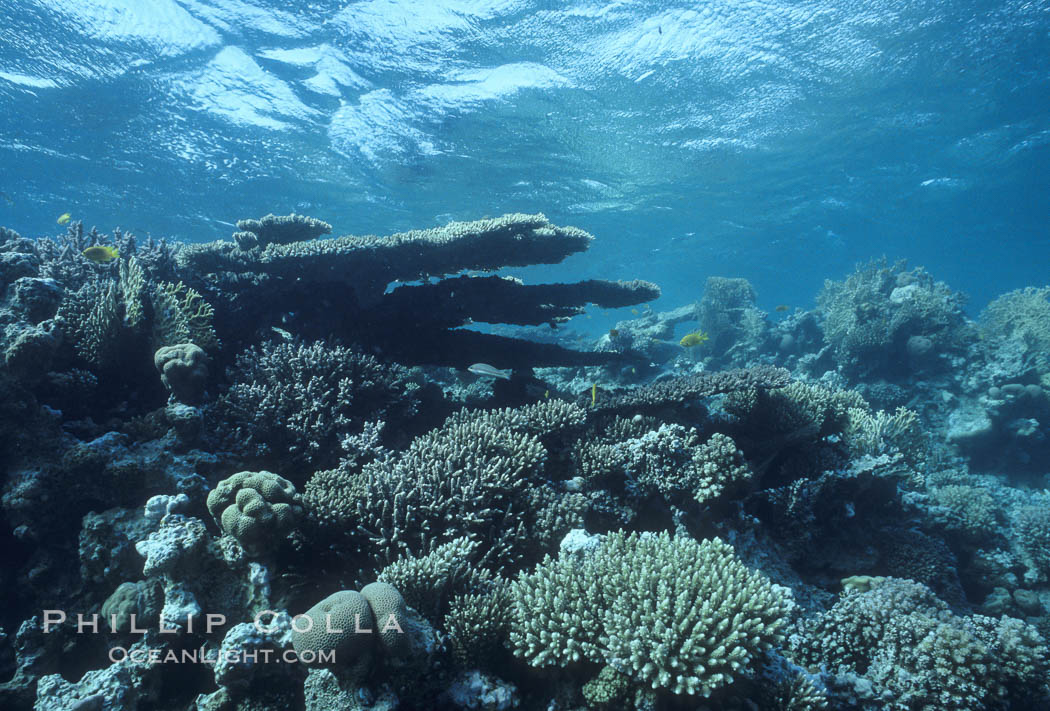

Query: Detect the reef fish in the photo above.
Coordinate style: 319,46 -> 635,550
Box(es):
679,330 -> 709,348
468,363 -> 511,380
57,212 -> 72,225
82,245 -> 119,263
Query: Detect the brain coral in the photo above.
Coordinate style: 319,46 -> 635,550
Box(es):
291,590 -> 375,680
205,470 -> 302,554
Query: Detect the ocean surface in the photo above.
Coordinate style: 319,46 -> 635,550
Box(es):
1,2 -> 1049,711
2,0 -> 1047,316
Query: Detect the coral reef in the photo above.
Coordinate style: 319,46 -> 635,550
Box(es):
3,214 -> 1050,711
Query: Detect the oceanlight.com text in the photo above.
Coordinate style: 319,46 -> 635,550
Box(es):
107,646 -> 334,665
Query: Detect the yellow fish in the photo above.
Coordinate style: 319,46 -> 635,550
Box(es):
775,304 -> 790,312
57,212 -> 72,225
591,383 -> 597,406
679,330 -> 709,348
82,245 -> 119,263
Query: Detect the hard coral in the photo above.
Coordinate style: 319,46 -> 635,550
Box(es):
510,530 -> 789,697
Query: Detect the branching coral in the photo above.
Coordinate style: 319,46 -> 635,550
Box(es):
980,286 -> 1050,376
818,259 -> 970,377
218,339 -> 421,469
376,537 -> 496,621
150,281 -> 218,352
574,424 -> 751,507
794,577 -> 1048,710
588,364 -> 790,416
306,406 -> 547,569
232,213 -> 331,249
510,531 -> 790,697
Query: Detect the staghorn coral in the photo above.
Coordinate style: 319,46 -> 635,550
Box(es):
217,339 -> 422,469
305,403 -> 579,572
510,530 -> 790,697
928,483 -> 1001,540
722,379 -> 866,482
574,424 -> 751,507
1012,500 -> 1050,583
774,673 -> 829,711
336,412 -> 545,568
34,222 -> 178,289
443,585 -> 511,669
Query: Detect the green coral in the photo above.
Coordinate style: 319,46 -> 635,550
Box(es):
510,531 -> 789,697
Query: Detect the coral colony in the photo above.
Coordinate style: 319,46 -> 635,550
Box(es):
1,215 -> 1049,711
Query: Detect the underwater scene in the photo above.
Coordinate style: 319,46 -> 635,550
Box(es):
1,1 -> 1049,710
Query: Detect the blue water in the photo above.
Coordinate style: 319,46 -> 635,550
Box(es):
1,0 -> 1047,320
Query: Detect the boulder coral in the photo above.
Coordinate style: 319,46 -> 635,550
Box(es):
206,470 -> 303,555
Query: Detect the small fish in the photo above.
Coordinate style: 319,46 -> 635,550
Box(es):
631,308 -> 639,315
57,212 -> 72,225
609,328 -> 620,338
271,326 -> 293,340
591,383 -> 597,406
775,304 -> 790,312
468,363 -> 511,380
679,330 -> 710,348
544,390 -> 550,399
0,191 -> 13,205
81,245 -> 119,263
